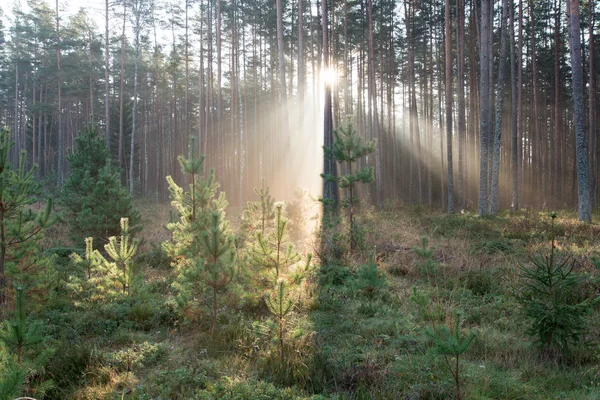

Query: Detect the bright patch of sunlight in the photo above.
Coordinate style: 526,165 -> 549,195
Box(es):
321,67 -> 337,86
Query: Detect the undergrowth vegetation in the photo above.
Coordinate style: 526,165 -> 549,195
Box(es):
3,159 -> 600,399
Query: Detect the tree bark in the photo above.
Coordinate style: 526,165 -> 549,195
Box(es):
568,0 -> 591,222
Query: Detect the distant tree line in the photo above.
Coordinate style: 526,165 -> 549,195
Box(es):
0,0 -> 598,218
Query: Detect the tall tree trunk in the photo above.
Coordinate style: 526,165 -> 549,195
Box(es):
554,0 -> 562,206
105,0 -> 110,147
588,0 -> 596,207
368,0 -> 382,206
445,0 -> 454,213
276,0 -> 289,191
490,0 -> 509,214
56,0 -> 63,185
510,0 -> 519,210
456,0 -> 466,210
529,0 -> 541,206
130,0 -> 142,193
568,0 -> 591,222
478,0 -> 490,215
119,4 -> 126,170
322,0 -> 337,205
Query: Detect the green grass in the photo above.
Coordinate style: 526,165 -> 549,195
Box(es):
7,204 -> 600,399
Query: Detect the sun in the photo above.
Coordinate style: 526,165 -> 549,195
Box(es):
321,67 -> 337,86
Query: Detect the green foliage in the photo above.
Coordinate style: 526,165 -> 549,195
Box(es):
63,124 -> 140,247
241,180 -> 275,237
285,187 -> 310,242
413,237 -> 440,284
425,310 -> 475,400
0,287 -> 55,398
199,211 -> 238,333
104,217 -> 140,294
323,121 -> 376,250
0,287 -> 44,363
265,279 -> 294,365
249,204 -> 301,280
0,359 -> 27,400
0,128 -> 55,296
410,287 -> 444,325
163,137 -> 226,264
518,212 -> 593,356
166,139 -> 238,333
351,259 -> 387,309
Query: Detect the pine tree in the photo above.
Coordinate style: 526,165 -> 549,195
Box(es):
163,138 -> 225,263
63,124 -> 140,247
323,121 -> 376,249
0,128 -> 54,302
68,237 -> 104,298
241,180 -> 275,237
0,287 -> 54,398
167,140 -> 236,333
425,310 -> 475,400
198,211 -> 237,334
104,218 -> 140,295
0,287 -> 42,363
249,204 -> 301,280
413,237 -> 440,284
265,278 -> 294,365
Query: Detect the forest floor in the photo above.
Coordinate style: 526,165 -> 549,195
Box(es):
22,202 -> 600,399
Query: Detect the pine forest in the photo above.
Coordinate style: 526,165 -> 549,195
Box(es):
0,0 -> 599,397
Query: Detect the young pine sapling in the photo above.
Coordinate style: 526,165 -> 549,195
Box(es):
265,278 -> 294,365
323,121 -> 376,250
104,218 -> 140,294
518,212 -> 593,356
249,204 -> 301,280
425,310 -> 475,400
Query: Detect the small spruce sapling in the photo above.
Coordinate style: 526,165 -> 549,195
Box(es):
323,121 -> 376,250
425,310 -> 475,400
518,212 -> 593,356
265,278 -> 294,365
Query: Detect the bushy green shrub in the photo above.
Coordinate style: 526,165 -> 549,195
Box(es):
62,124 -> 140,247
518,212 -> 594,356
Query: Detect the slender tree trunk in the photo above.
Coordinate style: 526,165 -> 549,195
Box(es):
276,0 -> 289,190
529,0 -> 541,206
510,0 -> 519,210
323,0 -> 337,205
130,1 -> 142,193
490,0 -> 509,214
456,0 -> 466,210
445,0 -> 454,213
56,0 -> 63,185
554,0 -> 562,206
588,1 -> 596,207
478,0 -> 490,215
105,0 -> 110,147
568,0 -> 591,222
119,4 -> 126,170
367,0 -> 382,206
